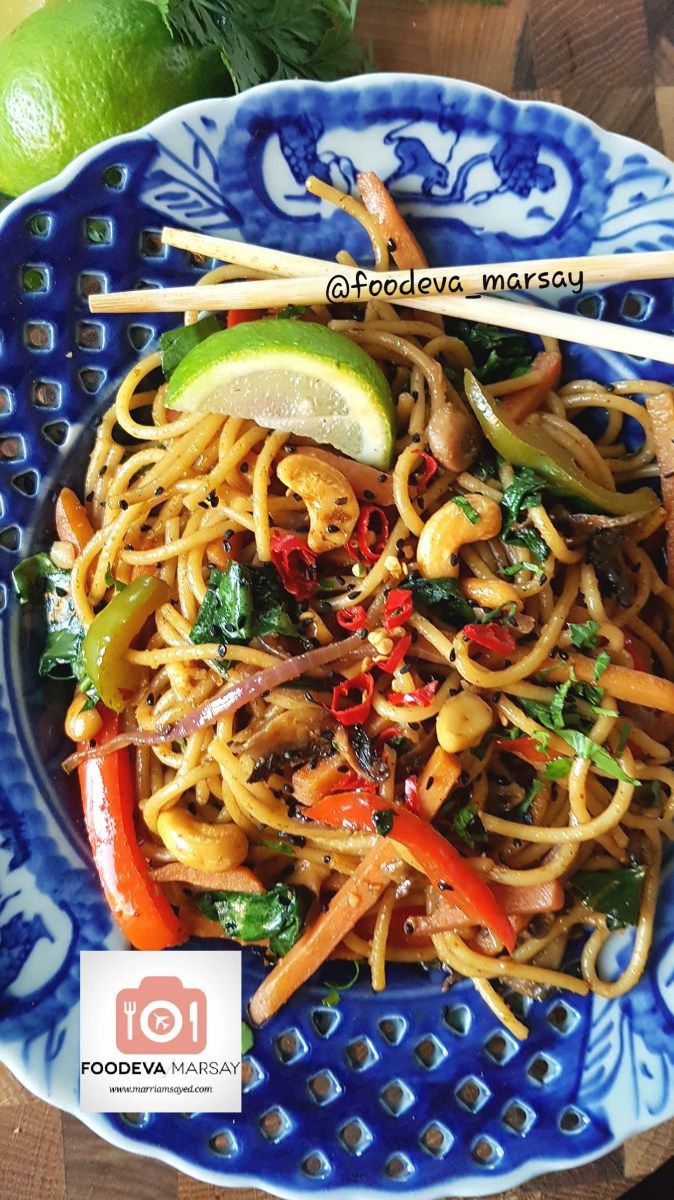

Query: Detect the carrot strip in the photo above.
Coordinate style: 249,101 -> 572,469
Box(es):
248,840 -> 398,1025
545,653 -> 674,714
417,745 -> 461,820
55,487 -> 94,554
150,863 -> 265,893
357,172 -> 428,270
500,350 -> 562,424
644,389 -> 674,586
407,880 -> 563,938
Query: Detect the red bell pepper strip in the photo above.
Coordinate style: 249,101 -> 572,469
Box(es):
336,605 -> 368,632
387,679 -> 438,707
270,531 -> 318,601
227,308 -> 265,328
78,709 -> 185,950
329,771 -> 377,794
330,672 -> 375,726
355,505 -> 389,564
379,633 -> 412,675
383,588 -> 413,631
463,622 -> 517,655
412,450 -> 438,491
495,734 -> 549,766
310,790 -> 515,952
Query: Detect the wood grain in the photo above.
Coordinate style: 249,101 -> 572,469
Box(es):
2,0 -> 674,1197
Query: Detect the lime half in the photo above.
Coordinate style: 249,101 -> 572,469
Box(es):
165,319 -> 396,470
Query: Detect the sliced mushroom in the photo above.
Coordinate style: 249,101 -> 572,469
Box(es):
427,404 -> 481,472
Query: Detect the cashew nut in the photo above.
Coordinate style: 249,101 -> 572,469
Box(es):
436,691 -> 493,753
462,576 -> 523,612
417,494 -> 502,578
156,809 -> 248,873
277,453 -> 359,553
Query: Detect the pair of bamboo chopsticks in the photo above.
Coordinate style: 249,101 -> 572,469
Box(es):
90,226 -> 674,366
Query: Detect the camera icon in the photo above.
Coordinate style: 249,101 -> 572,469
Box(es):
116,976 -> 207,1054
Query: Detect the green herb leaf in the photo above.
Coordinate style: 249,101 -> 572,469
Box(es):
594,650 -> 611,681
544,757 -> 571,780
616,721 -> 633,754
104,566 -> 128,593
321,961 -> 360,1006
12,554 -> 100,703
571,866 -> 645,930
479,601 -> 517,626
197,882 -> 311,956
158,0 -> 365,94
500,466 -> 545,537
568,619 -> 601,651
500,559 -> 546,578
373,809 -> 394,836
450,803 -> 486,849
400,575 -> 473,628
160,314 -> 221,379
452,496 -> 480,524
241,1021 -> 254,1054
261,839 -> 295,857
512,779 -> 543,822
555,728 -> 638,786
275,304 -> 309,319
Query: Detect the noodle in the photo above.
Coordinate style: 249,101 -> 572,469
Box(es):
41,175 -> 674,1040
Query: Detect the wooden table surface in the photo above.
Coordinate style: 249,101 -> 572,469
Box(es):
2,0 -> 674,1197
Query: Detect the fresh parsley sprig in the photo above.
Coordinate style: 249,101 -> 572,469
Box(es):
155,0 -> 364,93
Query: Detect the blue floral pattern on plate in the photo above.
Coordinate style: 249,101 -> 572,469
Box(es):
1,74 -> 674,1196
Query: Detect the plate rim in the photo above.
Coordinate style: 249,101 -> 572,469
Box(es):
1,70 -> 673,1198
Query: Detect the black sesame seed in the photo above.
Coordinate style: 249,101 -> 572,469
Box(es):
449,649 -> 456,663
347,589 -> 361,600
284,443 -> 296,453
323,854 -> 331,864
403,919 -> 414,935
425,776 -> 435,790
240,462 -> 249,474
140,523 -> 151,533
559,650 -> 569,661
146,693 -> 155,706
268,516 -> 276,527
460,771 -> 469,785
99,464 -> 108,477
155,486 -> 164,496
208,490 -> 218,507
378,473 -> 387,483
450,553 -> 459,566
222,541 -> 232,553
492,692 -> 500,702
363,489 -> 375,500
438,880 -> 451,891
327,523 -> 340,533
357,628 -> 368,639
198,500 -> 209,509
411,390 -> 419,401
387,237 -> 397,251
336,496 -> 348,506
412,433 -> 421,444
218,644 -> 227,657
119,498 -> 128,510
85,490 -> 94,503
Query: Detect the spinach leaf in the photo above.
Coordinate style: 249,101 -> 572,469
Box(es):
196,882 -> 311,957
400,575 -> 473,628
451,803 -> 486,849
191,562 -> 300,646
446,319 -> 533,383
500,466 -> 545,536
12,553 -> 99,703
571,866 -> 645,930
160,314 -> 220,378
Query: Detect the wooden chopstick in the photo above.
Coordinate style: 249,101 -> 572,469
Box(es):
88,227 -> 674,366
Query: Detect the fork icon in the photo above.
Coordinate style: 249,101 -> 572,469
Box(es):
123,999 -> 136,1041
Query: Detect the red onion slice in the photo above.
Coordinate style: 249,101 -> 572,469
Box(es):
62,631 -> 367,772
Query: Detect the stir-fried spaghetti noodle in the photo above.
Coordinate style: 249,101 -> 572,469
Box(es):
32,176 -> 674,1039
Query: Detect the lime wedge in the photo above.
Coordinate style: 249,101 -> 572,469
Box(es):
165,319 -> 396,469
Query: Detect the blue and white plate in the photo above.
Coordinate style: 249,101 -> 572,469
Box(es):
2,74 -> 674,1196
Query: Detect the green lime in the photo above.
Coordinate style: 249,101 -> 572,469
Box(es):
0,0 -> 228,196
166,319 -> 397,470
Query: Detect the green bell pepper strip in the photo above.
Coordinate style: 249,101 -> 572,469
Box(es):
464,370 -> 659,517
83,575 -> 169,711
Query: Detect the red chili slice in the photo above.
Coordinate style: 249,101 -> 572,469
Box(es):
379,633 -> 412,675
270,531 -> 317,601
330,672 -> 375,726
355,505 -> 389,564
387,680 -> 438,708
383,588 -> 413,631
227,308 -> 265,328
336,605 -> 368,631
329,770 -> 377,794
463,622 -> 517,655
412,450 -> 438,491
404,775 -> 420,815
